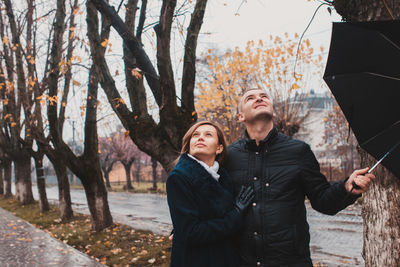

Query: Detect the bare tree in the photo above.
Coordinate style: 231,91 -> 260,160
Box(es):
0,0 -> 35,205
87,0 -> 207,171
111,132 -> 139,190
99,136 -> 118,189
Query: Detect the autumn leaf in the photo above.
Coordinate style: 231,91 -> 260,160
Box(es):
72,80 -> 81,86
131,68 -> 142,79
290,83 -> 300,91
101,39 -> 108,47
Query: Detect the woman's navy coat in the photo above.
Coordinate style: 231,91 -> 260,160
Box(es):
166,153 -> 242,267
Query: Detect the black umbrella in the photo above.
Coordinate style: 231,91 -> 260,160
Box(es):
323,20 -> 400,179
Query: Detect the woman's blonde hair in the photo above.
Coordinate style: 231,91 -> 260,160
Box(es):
173,121 -> 228,167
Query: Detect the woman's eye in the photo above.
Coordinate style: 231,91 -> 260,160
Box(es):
193,133 -> 199,137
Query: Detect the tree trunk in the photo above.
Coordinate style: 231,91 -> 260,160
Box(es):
51,158 -> 73,221
104,171 -> 111,189
122,163 -> 133,190
34,156 -> 50,212
135,159 -> 141,183
332,1 -> 400,264
81,172 -> 113,231
14,154 -> 34,205
3,160 -> 12,197
360,150 -> 400,265
151,157 -> 157,190
0,166 -> 3,195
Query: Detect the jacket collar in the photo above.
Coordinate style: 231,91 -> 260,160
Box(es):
244,126 -> 278,152
174,153 -> 224,184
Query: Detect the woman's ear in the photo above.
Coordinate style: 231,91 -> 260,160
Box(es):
216,144 -> 223,155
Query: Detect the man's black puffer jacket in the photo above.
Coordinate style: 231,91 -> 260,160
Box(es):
226,127 -> 359,267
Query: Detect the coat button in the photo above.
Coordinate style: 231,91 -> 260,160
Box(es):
252,202 -> 257,207
257,262 -> 261,266
254,232 -> 258,236
265,183 -> 270,187
253,177 -> 258,181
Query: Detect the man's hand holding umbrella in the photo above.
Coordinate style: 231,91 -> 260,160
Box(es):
345,167 -> 376,194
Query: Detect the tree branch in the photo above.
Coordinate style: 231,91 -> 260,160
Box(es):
181,0 -> 208,113
89,0 -> 162,107
155,0 -> 177,111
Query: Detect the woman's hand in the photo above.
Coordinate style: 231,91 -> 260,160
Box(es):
234,186 -> 255,214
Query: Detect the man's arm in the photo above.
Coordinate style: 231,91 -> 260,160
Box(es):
300,144 -> 374,215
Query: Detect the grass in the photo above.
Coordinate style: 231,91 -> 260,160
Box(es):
70,182 -> 166,194
0,196 -> 171,267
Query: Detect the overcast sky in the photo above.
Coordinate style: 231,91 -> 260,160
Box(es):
199,0 -> 342,52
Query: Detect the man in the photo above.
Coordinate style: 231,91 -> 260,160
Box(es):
226,88 -> 375,267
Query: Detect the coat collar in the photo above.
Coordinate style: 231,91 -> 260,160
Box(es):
174,153 -> 227,185
244,126 -> 278,152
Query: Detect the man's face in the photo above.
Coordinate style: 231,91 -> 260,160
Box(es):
238,89 -> 274,123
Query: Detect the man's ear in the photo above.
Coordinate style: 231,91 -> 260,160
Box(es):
237,112 -> 245,123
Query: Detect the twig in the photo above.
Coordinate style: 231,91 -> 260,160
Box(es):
293,3 -> 328,78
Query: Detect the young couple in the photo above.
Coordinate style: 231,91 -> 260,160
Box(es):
166,88 -> 375,267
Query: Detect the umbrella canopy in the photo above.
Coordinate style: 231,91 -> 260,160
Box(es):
323,20 -> 400,178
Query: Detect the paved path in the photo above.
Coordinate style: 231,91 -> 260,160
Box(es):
0,208 -> 105,267
32,186 -> 364,266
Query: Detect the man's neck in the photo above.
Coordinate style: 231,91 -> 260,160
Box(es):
246,120 -> 274,146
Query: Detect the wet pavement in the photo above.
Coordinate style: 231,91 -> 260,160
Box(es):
33,186 -> 364,266
0,207 -> 105,267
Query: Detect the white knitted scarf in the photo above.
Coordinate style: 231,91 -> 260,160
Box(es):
187,154 -> 220,181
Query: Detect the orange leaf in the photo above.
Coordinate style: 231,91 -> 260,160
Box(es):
101,39 -> 108,47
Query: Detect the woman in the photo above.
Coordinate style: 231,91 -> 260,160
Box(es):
166,121 -> 254,267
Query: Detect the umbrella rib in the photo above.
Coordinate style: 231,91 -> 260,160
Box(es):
379,33 -> 400,51
366,72 -> 400,81
360,120 -> 400,148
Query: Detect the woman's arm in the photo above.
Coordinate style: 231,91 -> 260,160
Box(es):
167,174 -> 243,246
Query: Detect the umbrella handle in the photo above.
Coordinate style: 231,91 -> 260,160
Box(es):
352,181 -> 361,190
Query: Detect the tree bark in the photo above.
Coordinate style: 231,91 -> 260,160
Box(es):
135,158 -> 141,183
34,156 -> 50,212
48,154 -> 73,221
360,150 -> 400,265
0,166 -> 3,195
104,171 -> 111,189
14,153 -> 34,205
151,157 -> 157,190
3,160 -> 12,197
81,176 -> 113,232
332,1 -> 400,265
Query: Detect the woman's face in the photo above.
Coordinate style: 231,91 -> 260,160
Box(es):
189,124 -> 223,164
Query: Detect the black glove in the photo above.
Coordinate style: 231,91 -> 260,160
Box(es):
234,185 -> 255,214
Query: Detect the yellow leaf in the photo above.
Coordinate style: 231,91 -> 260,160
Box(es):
124,131 -> 130,138
290,83 -> 300,91
101,39 -> 108,47
2,37 -> 8,44
131,68 -> 142,79
72,80 -> 81,86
